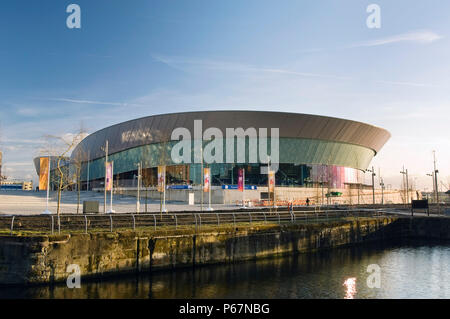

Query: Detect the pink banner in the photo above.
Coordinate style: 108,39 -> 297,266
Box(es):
238,169 -> 244,192
203,168 -> 210,192
105,162 -> 112,191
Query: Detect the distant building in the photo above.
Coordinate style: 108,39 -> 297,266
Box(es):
0,179 -> 33,191
32,156 -> 70,191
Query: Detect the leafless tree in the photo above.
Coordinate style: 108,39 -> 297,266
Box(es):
40,129 -> 87,221
71,138 -> 88,214
141,163 -> 153,213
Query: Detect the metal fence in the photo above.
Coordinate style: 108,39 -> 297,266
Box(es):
0,209 -> 390,235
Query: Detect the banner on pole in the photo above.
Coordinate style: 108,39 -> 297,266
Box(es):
238,169 -> 244,192
158,166 -> 166,192
268,170 -> 275,193
203,167 -> 210,192
105,162 -> 113,191
39,157 -> 49,191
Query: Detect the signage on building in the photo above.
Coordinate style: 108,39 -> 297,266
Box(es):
222,185 -> 257,190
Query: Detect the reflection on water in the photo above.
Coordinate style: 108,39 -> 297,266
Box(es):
1,241 -> 450,299
343,278 -> 357,299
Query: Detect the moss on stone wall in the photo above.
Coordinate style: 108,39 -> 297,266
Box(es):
5,216 -> 447,285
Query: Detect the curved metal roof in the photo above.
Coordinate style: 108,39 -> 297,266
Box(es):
71,111 -> 391,162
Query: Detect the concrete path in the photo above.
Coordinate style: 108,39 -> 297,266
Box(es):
0,190 -> 238,215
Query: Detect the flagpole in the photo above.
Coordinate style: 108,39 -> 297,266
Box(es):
104,140 -> 108,214
242,168 -> 245,208
207,167 -> 213,211
107,161 -> 115,214
201,144 -> 204,212
86,150 -> 90,191
136,162 -> 141,213
162,166 -> 167,213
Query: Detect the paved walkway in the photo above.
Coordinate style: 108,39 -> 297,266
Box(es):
0,190 -> 238,215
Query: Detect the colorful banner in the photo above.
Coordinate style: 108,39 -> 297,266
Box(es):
268,170 -> 275,193
203,167 -> 210,192
105,162 -> 113,191
237,169 -> 244,192
39,157 -> 49,191
157,166 -> 166,192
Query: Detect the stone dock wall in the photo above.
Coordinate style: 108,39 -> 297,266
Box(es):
0,216 -> 448,285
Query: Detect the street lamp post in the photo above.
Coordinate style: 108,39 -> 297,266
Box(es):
366,166 -> 376,205
433,150 -> 440,215
86,150 -> 90,191
426,173 -> 434,202
102,140 -> 109,214
400,166 -> 409,205
136,162 -> 141,213
107,161 -> 115,214
201,143 -> 204,213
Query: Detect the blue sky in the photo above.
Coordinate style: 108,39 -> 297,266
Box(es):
0,0 -> 449,190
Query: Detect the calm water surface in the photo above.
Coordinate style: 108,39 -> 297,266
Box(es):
2,241 -> 450,299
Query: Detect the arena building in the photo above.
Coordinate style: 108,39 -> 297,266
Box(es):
34,111 -> 394,205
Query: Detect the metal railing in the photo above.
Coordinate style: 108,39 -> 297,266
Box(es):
0,209 -> 391,235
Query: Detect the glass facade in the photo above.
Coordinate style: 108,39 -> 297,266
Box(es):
78,137 -> 373,190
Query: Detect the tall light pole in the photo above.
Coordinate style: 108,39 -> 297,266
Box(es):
242,168 -> 245,208
136,162 -> 141,213
102,140 -> 109,214
426,172 -> 434,202
366,166 -> 376,205
86,150 -> 90,191
400,166 -> 409,205
107,161 -> 115,214
201,142 -> 204,213
433,150 -> 440,214
380,177 -> 385,205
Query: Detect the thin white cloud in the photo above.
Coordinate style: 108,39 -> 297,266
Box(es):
153,54 -> 439,87
351,30 -> 443,48
16,107 -> 40,117
2,162 -> 31,167
49,98 -> 148,107
376,80 -> 434,88
2,137 -> 43,144
152,54 -> 352,80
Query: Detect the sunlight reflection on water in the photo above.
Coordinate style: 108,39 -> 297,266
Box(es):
343,277 -> 357,299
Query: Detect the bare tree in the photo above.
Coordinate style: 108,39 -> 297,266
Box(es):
141,164 -> 153,213
40,130 -> 87,221
71,123 -> 89,214
71,142 -> 87,214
